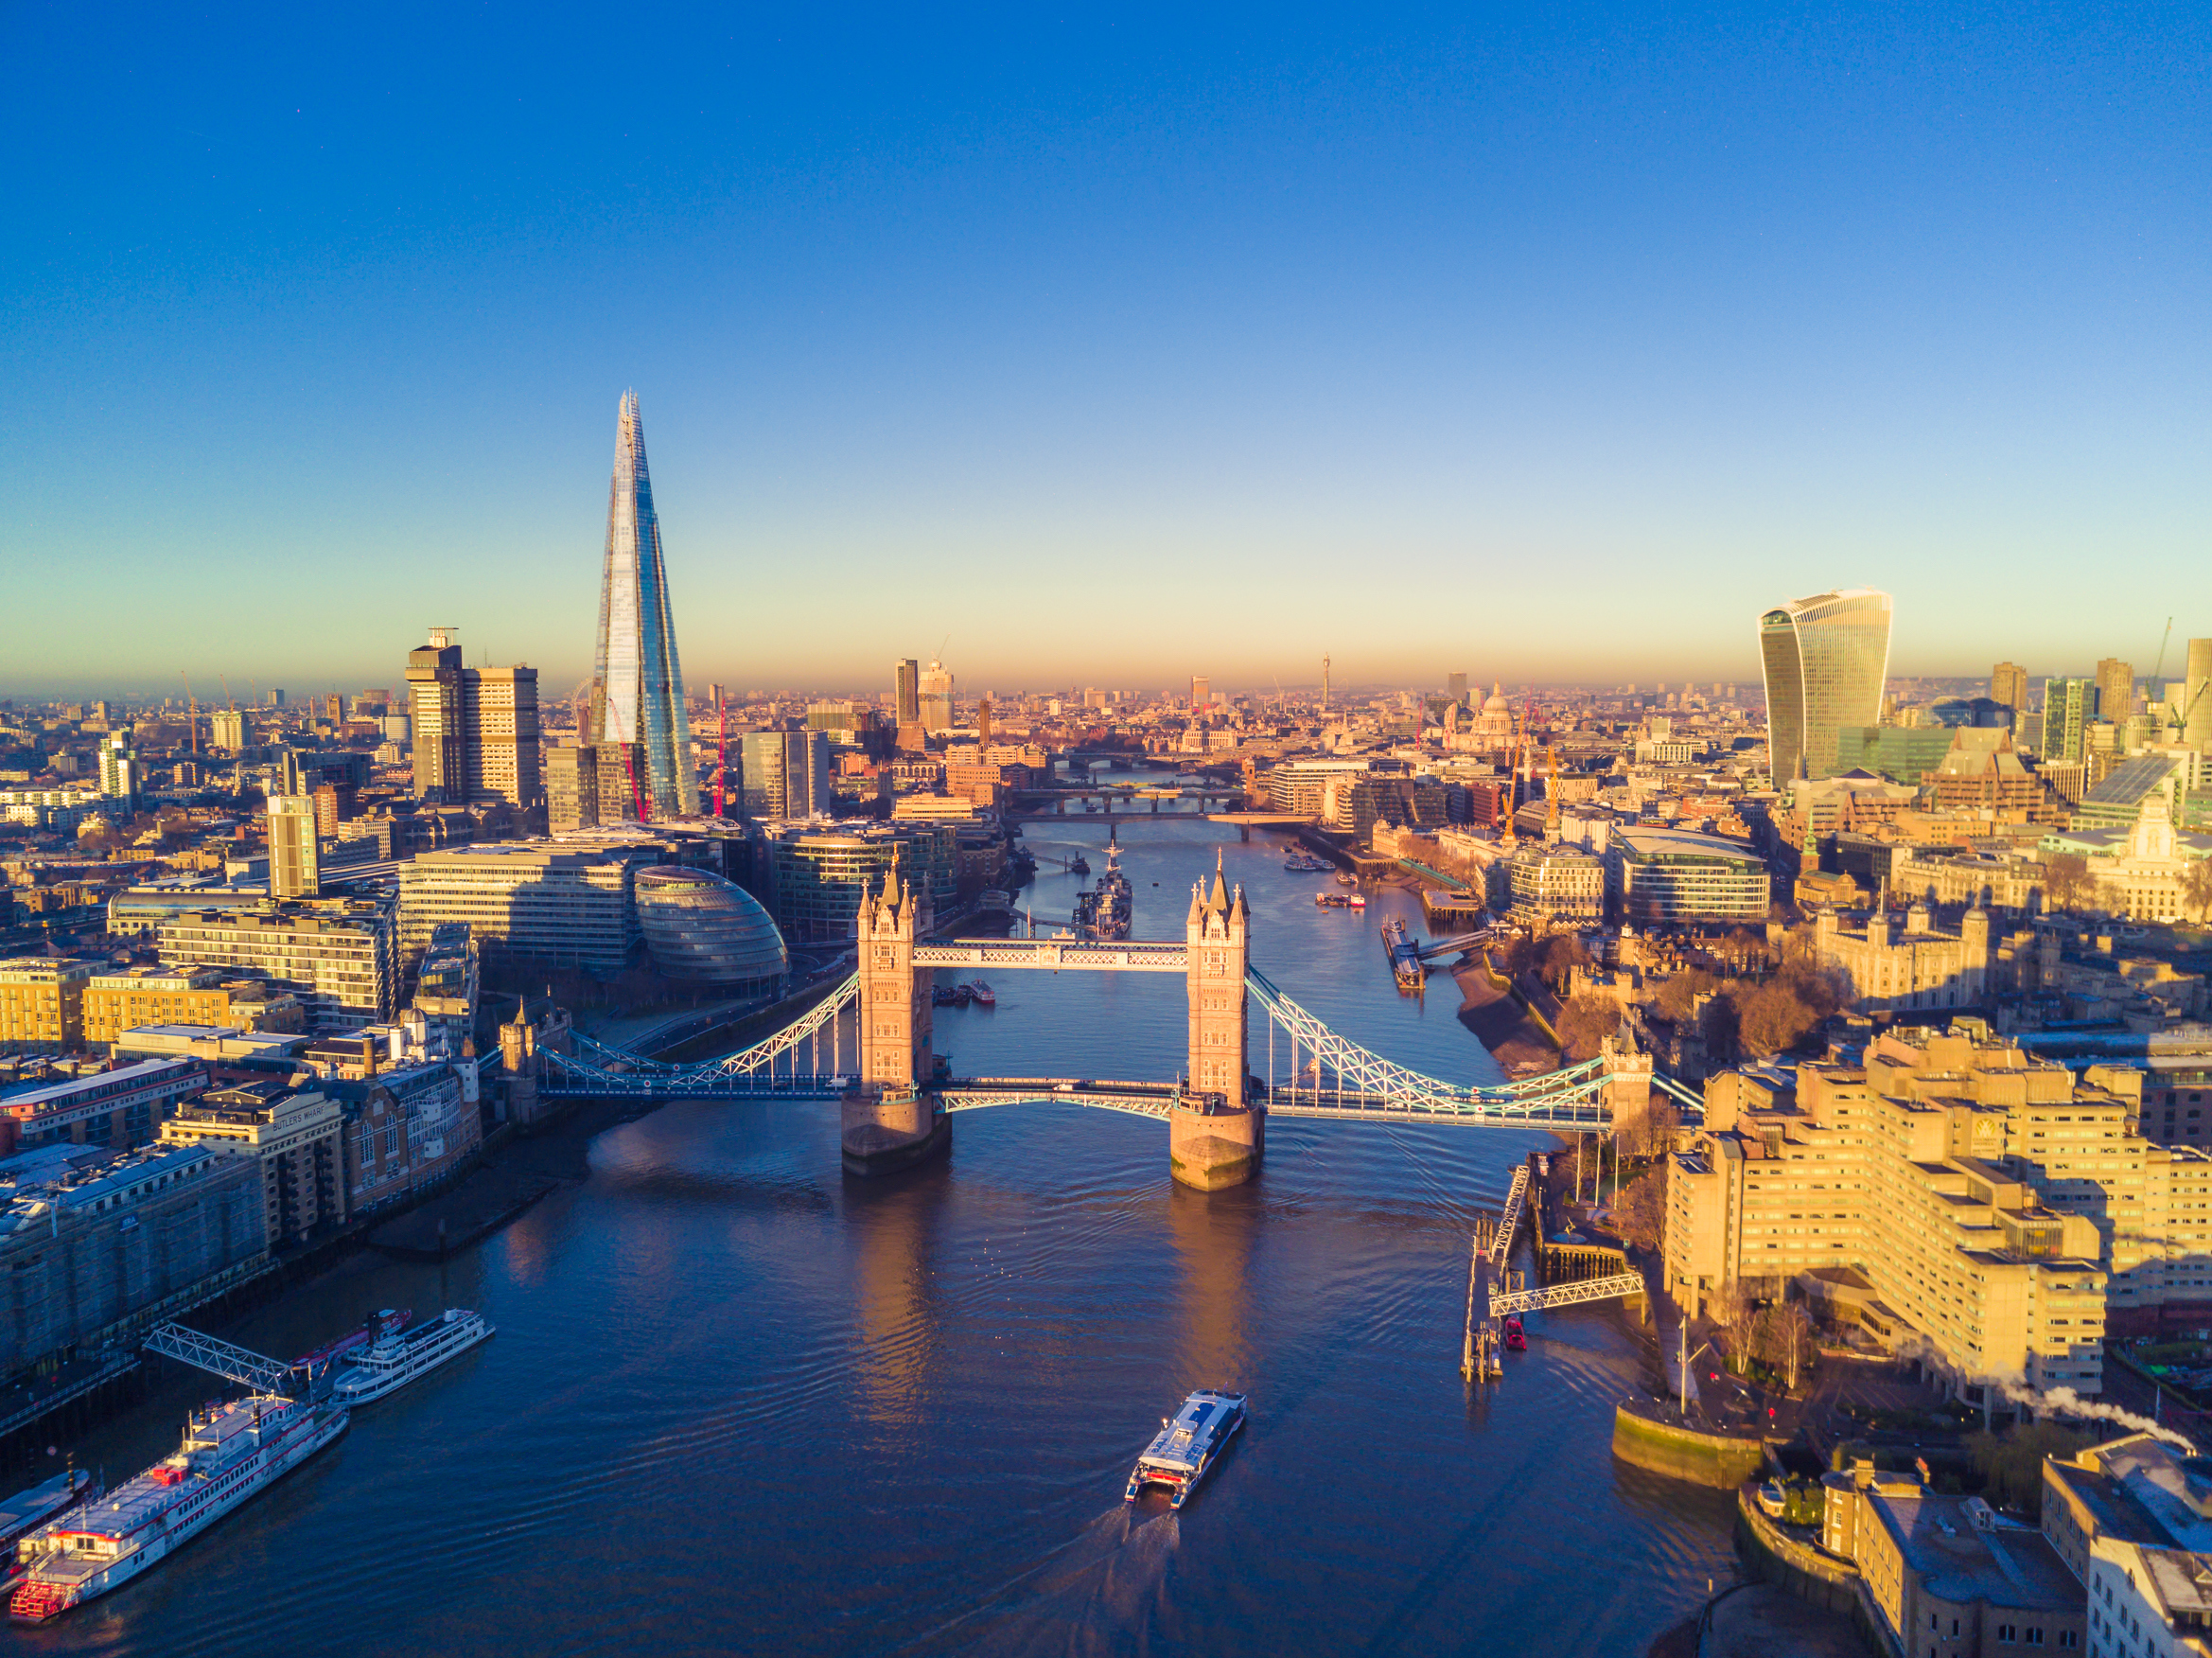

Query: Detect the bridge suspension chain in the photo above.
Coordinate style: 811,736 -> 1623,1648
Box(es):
560,976 -> 860,1084
1245,967 -> 1609,1122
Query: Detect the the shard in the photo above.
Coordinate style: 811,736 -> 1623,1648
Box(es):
589,391 -> 696,818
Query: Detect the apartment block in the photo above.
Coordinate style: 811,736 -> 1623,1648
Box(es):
0,959 -> 95,1054
1664,1024 -> 2212,1399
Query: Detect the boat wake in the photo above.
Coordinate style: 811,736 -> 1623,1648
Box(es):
930,1507 -> 1181,1657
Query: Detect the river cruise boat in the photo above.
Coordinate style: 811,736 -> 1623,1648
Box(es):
331,1308 -> 494,1405
1124,1389 -> 1246,1509
0,1471 -> 98,1593
9,1393 -> 347,1621
1503,1314 -> 1527,1351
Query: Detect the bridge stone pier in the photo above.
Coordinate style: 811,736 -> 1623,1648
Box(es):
1172,858 -> 1262,1191
843,857 -> 950,1176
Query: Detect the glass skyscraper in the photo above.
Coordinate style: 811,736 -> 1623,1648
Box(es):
588,392 -> 696,818
1758,589 -> 1892,783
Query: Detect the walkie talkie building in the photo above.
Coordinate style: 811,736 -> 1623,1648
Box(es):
1758,589 -> 1892,783
589,392 -> 696,819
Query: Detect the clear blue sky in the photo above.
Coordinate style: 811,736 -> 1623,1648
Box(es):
3,2 -> 2205,701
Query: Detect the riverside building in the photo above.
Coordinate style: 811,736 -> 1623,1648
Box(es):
397,840 -> 654,977
159,1080 -> 348,1248
1664,1026 -> 2212,1402
0,1139 -> 268,1377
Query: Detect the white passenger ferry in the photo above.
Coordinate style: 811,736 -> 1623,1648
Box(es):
331,1308 -> 494,1405
9,1393 -> 347,1621
1124,1389 -> 1246,1509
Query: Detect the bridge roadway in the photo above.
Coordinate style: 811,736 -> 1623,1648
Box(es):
540,1068 -> 1612,1129
913,940 -> 1186,972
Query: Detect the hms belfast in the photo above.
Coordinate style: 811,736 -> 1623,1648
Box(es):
1072,827 -> 1134,941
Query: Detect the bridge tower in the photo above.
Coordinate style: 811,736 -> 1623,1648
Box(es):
1172,854 -> 1263,1191
843,855 -> 947,1175
1600,1035 -> 1655,1148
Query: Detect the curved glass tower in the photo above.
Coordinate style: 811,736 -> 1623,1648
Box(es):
589,392 -> 696,818
1758,589 -> 1892,782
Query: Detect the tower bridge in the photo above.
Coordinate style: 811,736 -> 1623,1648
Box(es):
541,855 -> 1670,1187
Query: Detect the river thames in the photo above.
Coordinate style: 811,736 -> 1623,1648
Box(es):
27,817 -> 1734,1657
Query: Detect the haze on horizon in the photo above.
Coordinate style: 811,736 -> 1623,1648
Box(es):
3,3 -> 2204,700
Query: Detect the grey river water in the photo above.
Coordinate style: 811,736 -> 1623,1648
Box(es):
26,816 -> 1734,1657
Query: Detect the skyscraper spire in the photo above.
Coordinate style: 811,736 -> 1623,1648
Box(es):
589,391 -> 696,816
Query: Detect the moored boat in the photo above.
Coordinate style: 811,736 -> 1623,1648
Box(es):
330,1309 -> 495,1407
1124,1389 -> 1246,1509
966,980 -> 996,1007
9,1392 -> 347,1621
0,1471 -> 98,1595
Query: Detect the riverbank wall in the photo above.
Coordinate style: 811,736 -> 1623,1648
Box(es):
1612,1402 -> 1771,1488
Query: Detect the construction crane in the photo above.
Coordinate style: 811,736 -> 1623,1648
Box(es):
2153,616 -> 2176,689
219,674 -> 234,711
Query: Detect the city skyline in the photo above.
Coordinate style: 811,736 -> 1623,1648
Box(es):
4,6 -> 2206,695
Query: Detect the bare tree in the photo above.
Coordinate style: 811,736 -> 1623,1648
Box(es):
1764,1301 -> 1817,1393
2186,858 -> 2212,925
1556,992 -> 1621,1064
2043,854 -> 2095,914
1610,1160 -> 1670,1253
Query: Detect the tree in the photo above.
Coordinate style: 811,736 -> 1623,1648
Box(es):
1756,1301 -> 1817,1393
1966,1421 -> 2088,1516
2043,854 -> 2095,915
1610,1160 -> 1669,1253
2185,857 -> 2212,925
1737,981 -> 1823,1057
1542,933 -> 1593,991
1654,968 -> 1720,1025
1556,992 -> 1622,1063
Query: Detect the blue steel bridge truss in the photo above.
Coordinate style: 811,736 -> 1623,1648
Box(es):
539,967 -> 1641,1132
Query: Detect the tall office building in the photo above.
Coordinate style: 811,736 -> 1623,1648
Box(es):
404,627 -> 542,808
1191,675 -> 1210,709
918,660 -> 955,734
2042,677 -> 2094,763
1756,589 -> 1893,783
739,731 -> 832,820
587,392 -> 695,818
894,659 -> 921,727
266,795 -> 321,900
97,730 -> 140,806
1447,671 -> 1467,705
2095,658 -> 2135,723
210,710 -> 250,750
2186,639 -> 2212,750
1990,661 -> 2028,715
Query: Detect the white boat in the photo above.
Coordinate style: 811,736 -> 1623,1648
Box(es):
1124,1389 -> 1246,1509
330,1308 -> 494,1405
9,1394 -> 346,1621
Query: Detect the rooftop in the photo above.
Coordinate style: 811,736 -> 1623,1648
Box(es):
1868,1488 -> 2081,1610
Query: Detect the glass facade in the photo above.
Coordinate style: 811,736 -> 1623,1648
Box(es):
765,823 -> 957,943
635,868 -> 788,989
1759,590 -> 1892,782
589,393 -> 696,818
2041,678 -> 2093,764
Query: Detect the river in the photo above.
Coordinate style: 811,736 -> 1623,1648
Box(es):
26,816 -> 1735,1657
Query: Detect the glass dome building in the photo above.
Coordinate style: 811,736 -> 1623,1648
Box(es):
634,866 -> 788,992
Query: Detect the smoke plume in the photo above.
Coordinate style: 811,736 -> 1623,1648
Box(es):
1997,1382 -> 2195,1452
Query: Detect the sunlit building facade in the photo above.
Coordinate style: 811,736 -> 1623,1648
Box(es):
588,392 -> 696,818
1758,589 -> 1892,782
635,867 -> 788,991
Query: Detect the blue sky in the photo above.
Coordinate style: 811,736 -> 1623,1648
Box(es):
3,3 -> 2205,700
